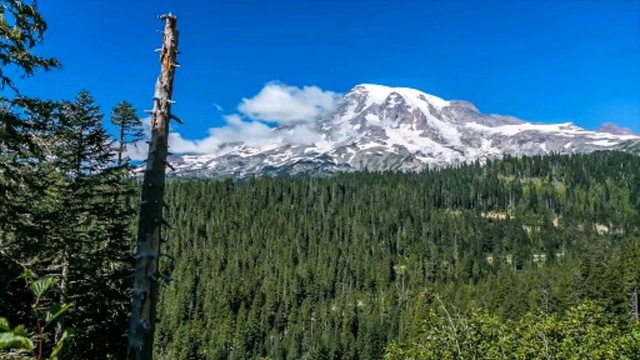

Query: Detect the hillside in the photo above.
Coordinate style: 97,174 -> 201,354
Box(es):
155,151 -> 640,359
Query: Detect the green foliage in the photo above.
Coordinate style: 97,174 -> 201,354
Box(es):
0,270 -> 74,360
2,2 -> 635,359
44,303 -> 73,328
110,101 -> 144,166
48,329 -> 72,360
29,277 -> 56,305
0,90 -> 140,359
0,317 -> 34,352
384,300 -> 640,360
1,3 -> 137,359
0,0 -> 60,92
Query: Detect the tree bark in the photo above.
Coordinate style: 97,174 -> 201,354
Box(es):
55,253 -> 69,342
117,119 -> 125,167
128,14 -> 179,360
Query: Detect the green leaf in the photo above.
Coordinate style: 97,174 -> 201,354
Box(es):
0,317 -> 9,332
0,332 -> 34,351
45,302 -> 74,327
29,276 -> 57,302
48,328 -> 74,359
20,268 -> 34,280
12,324 -> 26,336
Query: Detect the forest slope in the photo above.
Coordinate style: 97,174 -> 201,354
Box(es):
156,151 -> 640,359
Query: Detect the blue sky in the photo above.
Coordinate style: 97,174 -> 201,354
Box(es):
14,0 -> 640,142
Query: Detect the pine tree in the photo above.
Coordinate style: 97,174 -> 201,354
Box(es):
0,0 -> 60,246
110,101 -> 144,167
1,90 -> 136,359
0,0 -> 60,92
48,90 -> 132,358
0,98 -> 63,335
0,1 -> 60,231
1,4 -> 133,358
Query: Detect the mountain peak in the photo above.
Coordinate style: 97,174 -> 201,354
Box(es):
598,122 -> 636,135
349,84 -> 451,109
160,83 -> 640,178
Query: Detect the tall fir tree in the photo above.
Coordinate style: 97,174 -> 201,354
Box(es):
110,101 -> 144,167
41,90 -> 134,358
0,2 -> 62,346
1,4 -> 135,358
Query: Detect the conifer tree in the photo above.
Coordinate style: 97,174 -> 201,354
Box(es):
46,90 -> 132,358
110,101 -> 144,167
0,0 -> 60,92
0,1 -> 61,344
0,0 -> 60,233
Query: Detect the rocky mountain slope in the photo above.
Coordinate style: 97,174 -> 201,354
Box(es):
163,84 -> 640,177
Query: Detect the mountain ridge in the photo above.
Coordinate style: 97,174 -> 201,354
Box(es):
158,84 -> 640,177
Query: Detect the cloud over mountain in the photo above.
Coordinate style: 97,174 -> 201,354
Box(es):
125,83 -> 341,158
128,83 -> 639,175
238,82 -> 342,124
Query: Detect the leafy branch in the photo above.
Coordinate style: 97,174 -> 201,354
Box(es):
0,269 -> 74,359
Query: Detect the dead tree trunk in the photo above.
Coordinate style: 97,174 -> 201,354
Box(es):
128,13 -> 179,360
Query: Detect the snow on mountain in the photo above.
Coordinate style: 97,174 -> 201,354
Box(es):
597,122 -> 637,135
157,84 -> 640,177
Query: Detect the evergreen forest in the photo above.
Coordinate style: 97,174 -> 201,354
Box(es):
1,1 -> 639,359
155,152 -> 640,359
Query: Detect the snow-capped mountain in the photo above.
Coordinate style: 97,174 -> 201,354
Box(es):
164,84 -> 640,177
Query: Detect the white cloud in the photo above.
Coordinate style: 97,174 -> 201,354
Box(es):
127,83 -> 340,157
238,82 -> 342,124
